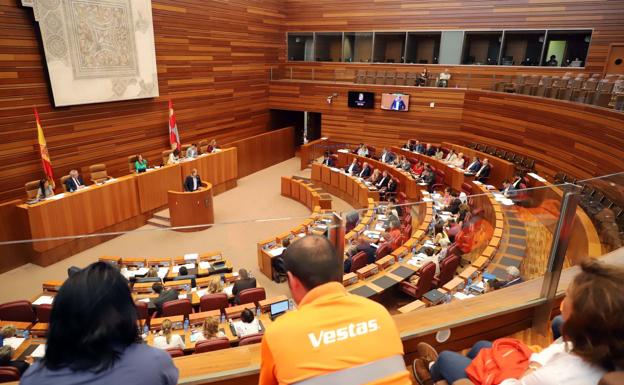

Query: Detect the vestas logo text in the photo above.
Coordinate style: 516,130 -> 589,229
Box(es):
308,319 -> 379,348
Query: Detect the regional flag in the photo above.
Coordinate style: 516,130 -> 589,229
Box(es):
168,100 -> 181,150
35,108 -> 55,186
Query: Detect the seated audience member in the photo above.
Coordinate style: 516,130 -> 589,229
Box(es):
424,143 -> 436,157
153,319 -> 185,350
357,162 -> 372,178
321,151 -> 335,167
489,266 -> 522,290
546,54 -> 558,66
135,154 -> 148,173
441,187 -> 452,206
232,269 -> 257,304
167,149 -> 180,165
414,140 -> 425,154
151,282 -> 179,315
136,266 -> 161,284
173,265 -> 197,288
207,278 -> 223,294
474,158 -> 491,182
445,218 -> 461,242
232,308 -> 260,338
259,235 -> 411,385
0,345 -> 30,375
368,169 -> 381,183
387,197 -> 403,218
345,211 -> 360,233
464,156 -> 481,174
443,149 -> 457,164
400,157 -> 412,171
382,218 -> 403,249
375,170 -> 390,189
209,139 -> 219,153
411,160 -> 425,176
379,148 -> 395,164
437,68 -> 451,87
348,236 -> 377,264
185,144 -> 198,158
344,158 -> 360,175
413,260 -> 624,385
381,177 -> 398,200
420,165 -> 435,191
452,152 -> 465,168
194,317 -> 226,342
416,247 -> 441,275
444,191 -> 462,214
457,203 -> 470,223
416,68 -> 428,86
184,168 -> 202,192
433,223 -> 450,245
65,169 -> 85,192
356,143 -> 369,157
402,140 -> 414,151
433,148 -> 444,160
435,238 -> 451,263
20,262 -> 178,385
36,178 -> 55,200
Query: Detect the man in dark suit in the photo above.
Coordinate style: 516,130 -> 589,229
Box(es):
474,158 -> 491,182
344,158 -> 360,175
380,177 -> 397,201
424,143 -> 436,156
321,152 -> 335,167
375,170 -> 390,189
444,191 -> 462,214
172,266 -> 197,288
232,268 -> 257,304
413,141 -> 425,154
379,148 -> 395,164
464,156 -> 481,175
65,169 -> 85,192
151,282 -> 179,315
184,168 -> 202,192
357,162 -> 372,178
421,165 -> 436,192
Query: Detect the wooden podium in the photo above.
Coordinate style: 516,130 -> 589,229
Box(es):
167,182 -> 214,232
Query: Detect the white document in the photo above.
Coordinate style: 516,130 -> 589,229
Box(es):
48,193 -> 65,200
528,172 -> 546,182
223,285 -> 234,296
178,294 -> 187,299
31,344 -> 46,358
196,289 -> 207,298
374,223 -> 386,232
454,292 -> 475,300
198,261 -> 211,270
337,149 -> 350,153
184,253 -> 199,261
172,263 -> 195,273
269,247 -> 286,257
157,267 -> 169,279
138,298 -> 151,303
33,295 -> 54,305
4,337 -> 24,350
135,267 -> 149,276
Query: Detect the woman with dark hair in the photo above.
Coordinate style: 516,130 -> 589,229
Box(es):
412,260 -> 624,385
232,308 -> 260,338
21,262 -> 178,385
36,178 -> 54,200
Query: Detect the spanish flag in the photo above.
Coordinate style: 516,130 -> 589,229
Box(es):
168,99 -> 181,150
35,108 -> 55,186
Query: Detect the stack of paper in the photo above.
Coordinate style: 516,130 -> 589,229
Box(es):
198,261 -> 211,270
138,298 -> 151,303
157,267 -> 169,279
268,247 -> 286,257
184,253 -> 199,261
3,337 -> 24,350
33,295 -> 54,306
196,289 -> 207,298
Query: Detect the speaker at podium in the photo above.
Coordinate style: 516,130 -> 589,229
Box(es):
167,182 -> 214,232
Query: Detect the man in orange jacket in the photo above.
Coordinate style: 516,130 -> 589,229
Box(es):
259,235 -> 411,385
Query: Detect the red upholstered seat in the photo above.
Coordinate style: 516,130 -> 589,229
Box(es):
194,337 -> 230,353
135,301 -> 149,326
461,182 -> 473,195
0,366 -> 20,382
399,262 -> 436,299
349,252 -> 368,273
239,333 -> 263,346
432,170 -> 446,191
35,303 -> 53,324
161,299 -> 192,318
376,243 -> 393,260
433,255 -> 461,288
166,348 -> 184,358
238,288 -> 266,306
199,293 -> 228,312
0,300 -> 36,323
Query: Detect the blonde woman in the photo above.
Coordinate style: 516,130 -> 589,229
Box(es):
367,169 -> 380,183
207,278 -> 223,294
153,319 -> 185,350
194,317 -> 226,342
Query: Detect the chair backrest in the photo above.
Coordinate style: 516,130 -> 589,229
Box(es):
25,180 -> 41,200
162,150 -> 173,165
199,293 -> 228,312
0,366 -> 20,382
238,287 -> 266,306
194,337 -> 230,353
403,224 -> 412,240
350,251 -> 368,273
35,303 -> 53,323
0,300 -> 36,323
135,301 -> 149,322
239,333 -> 263,346
376,243 -> 392,260
128,155 -> 138,173
438,255 -> 460,287
89,164 -> 108,183
434,170 -> 445,185
166,348 -> 184,358
415,262 -> 436,298
461,182 -> 473,195
161,299 -> 192,318
60,175 -> 71,192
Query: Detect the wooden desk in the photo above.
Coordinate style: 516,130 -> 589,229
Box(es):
136,165 -> 182,213
443,142 -> 515,188
168,182 -> 214,231
392,146 -> 466,192
179,148 -> 238,195
398,300 -> 426,314
300,138 -> 329,170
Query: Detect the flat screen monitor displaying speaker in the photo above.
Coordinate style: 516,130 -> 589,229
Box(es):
380,93 -> 410,111
348,91 -> 375,108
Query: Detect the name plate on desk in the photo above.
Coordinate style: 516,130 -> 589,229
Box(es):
342,272 -> 358,287
375,255 -> 396,270
356,264 -> 379,280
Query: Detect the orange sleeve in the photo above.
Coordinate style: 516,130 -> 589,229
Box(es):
258,335 -> 278,385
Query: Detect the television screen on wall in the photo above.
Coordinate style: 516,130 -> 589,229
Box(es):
380,93 -> 410,111
348,91 -> 375,108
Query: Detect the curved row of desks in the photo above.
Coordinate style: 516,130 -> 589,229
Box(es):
280,176 -> 332,210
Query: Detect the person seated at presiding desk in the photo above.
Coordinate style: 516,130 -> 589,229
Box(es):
153,318 -> 186,350
356,143 -> 369,157
357,162 -> 372,178
167,148 -> 181,165
36,178 -> 55,200
321,151 -> 335,167
151,282 -> 179,315
258,235 -> 411,385
231,308 -> 261,338
379,148 -> 395,164
20,262 -> 178,385
135,154 -> 148,173
184,168 -> 202,192
0,345 -> 30,376
232,268 -> 257,304
464,156 -> 481,175
206,139 -> 219,153
193,317 -> 226,342
437,68 -> 451,87
65,169 -> 86,192
413,140 -> 425,154
412,260 -> 624,385
173,265 -> 196,288
185,143 -> 198,158
473,158 -> 491,182
451,152 -> 465,168
399,156 -> 412,171
135,266 -> 162,284
344,158 -> 360,175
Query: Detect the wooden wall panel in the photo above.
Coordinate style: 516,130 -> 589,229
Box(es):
0,0 -> 286,203
282,0 -> 624,73
227,127 -> 295,178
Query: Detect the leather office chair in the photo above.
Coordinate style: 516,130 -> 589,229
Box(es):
349,252 -> 368,273
194,337 -> 230,353
166,348 -> 184,358
461,182 -> 473,195
24,180 -> 41,200
35,303 -> 52,323
239,333 -> 263,346
199,293 -> 228,312
433,255 -> 460,288
399,262 -> 436,299
238,288 -> 266,306
0,300 -> 36,323
160,299 -> 192,318
375,243 -> 392,260
128,155 -> 138,173
402,224 -> 412,242
0,366 -> 20,382
135,301 -> 149,327
431,170 -> 445,192
60,175 -> 71,192
198,139 -> 208,154
89,164 -> 111,184
162,150 -> 173,165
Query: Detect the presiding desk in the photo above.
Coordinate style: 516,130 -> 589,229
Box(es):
168,182 -> 214,231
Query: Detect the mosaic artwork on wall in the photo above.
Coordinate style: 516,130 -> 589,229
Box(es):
22,0 -> 159,106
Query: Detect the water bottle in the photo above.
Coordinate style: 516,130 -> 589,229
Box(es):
22,329 -> 29,340
183,319 -> 189,332
256,306 -> 261,317
220,313 -> 226,324
185,284 -> 190,293
143,324 -> 149,336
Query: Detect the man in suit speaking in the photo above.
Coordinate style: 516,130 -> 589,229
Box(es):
390,95 -> 406,111
184,168 -> 202,192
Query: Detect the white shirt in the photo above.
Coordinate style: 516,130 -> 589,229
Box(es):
153,333 -> 185,350
381,152 -> 389,163
233,319 -> 261,338
445,153 -> 457,164
192,177 -> 198,191
499,339 -> 606,385
193,330 -> 226,342
452,157 -> 465,168
167,153 -> 179,165
347,163 -> 356,174
357,148 -> 368,157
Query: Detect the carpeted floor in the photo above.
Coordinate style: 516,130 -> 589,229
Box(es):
0,157 -> 353,304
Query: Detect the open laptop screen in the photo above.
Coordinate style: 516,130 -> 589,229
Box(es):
270,300 -> 289,317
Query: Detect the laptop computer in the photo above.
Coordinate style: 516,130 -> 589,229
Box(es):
269,300 -> 289,321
